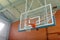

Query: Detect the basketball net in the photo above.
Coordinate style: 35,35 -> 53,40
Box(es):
29,20 -> 39,31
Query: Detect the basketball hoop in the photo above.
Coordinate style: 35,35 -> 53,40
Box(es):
28,20 -> 39,31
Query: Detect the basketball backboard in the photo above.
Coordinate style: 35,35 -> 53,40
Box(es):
19,4 -> 55,32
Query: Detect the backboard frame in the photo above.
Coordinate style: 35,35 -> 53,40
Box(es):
18,4 -> 56,32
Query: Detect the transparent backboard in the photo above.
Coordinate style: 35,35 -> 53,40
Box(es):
19,4 -> 55,31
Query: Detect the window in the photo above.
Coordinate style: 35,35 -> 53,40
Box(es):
0,22 -> 5,31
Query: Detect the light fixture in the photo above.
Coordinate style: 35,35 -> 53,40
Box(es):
0,22 -> 5,31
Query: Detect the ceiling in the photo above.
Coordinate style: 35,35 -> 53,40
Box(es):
0,0 -> 60,22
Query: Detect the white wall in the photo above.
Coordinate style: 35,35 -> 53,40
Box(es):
0,16 -> 11,40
